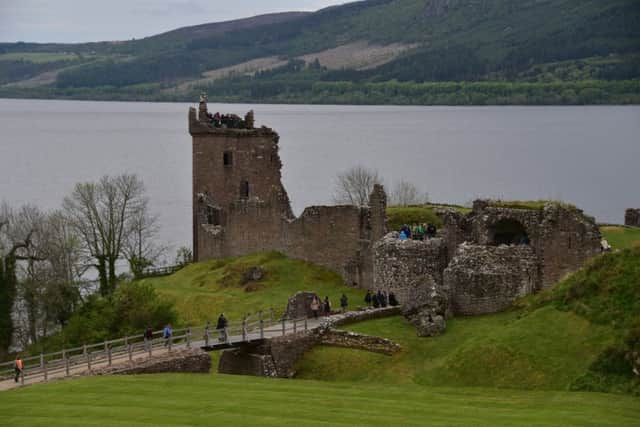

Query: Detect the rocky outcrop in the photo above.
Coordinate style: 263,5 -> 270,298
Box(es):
284,291 -> 321,320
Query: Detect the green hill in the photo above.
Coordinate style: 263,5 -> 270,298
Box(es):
1,0 -> 639,104
140,251 -> 366,325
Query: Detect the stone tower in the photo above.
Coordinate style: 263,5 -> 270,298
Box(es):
188,101 -> 387,287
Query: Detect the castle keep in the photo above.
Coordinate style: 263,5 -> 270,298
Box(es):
189,101 -> 386,287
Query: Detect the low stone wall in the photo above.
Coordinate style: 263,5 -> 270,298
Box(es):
94,349 -> 211,376
323,306 -> 401,329
320,330 -> 401,355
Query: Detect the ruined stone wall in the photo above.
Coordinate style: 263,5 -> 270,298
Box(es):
319,330 -> 401,355
190,107 -> 386,287
445,244 -> 539,315
625,209 -> 640,227
537,204 -> 601,288
373,233 -> 448,306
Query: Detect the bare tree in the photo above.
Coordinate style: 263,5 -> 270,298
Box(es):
123,201 -> 165,279
332,165 -> 383,207
389,180 -> 429,207
63,174 -> 148,295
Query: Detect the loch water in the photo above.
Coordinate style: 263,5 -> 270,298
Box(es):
1,99 -> 638,254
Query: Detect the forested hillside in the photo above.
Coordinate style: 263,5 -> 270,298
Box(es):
1,0 -> 639,104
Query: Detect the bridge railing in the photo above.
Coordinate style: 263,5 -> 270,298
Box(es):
0,312 -> 315,385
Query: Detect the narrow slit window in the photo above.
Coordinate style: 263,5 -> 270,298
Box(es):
240,181 -> 249,198
223,151 -> 233,166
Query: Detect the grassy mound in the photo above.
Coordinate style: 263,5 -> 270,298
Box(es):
140,251 -> 366,325
296,248 -> 640,394
296,308 -> 612,390
0,373 -> 638,427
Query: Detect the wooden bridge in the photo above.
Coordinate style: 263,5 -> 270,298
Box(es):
0,314 -> 328,391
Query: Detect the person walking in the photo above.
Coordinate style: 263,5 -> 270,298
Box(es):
310,296 -> 320,318
163,324 -> 173,348
217,313 -> 228,342
14,355 -> 23,383
323,296 -> 331,315
340,294 -> 348,313
144,326 -> 154,352
365,290 -> 372,307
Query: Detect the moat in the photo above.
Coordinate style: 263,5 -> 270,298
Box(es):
1,99 -> 638,254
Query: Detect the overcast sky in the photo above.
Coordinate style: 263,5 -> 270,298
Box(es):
0,0 -> 348,43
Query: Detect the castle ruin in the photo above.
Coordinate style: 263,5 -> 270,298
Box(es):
374,200 -> 602,334
189,101 -> 386,287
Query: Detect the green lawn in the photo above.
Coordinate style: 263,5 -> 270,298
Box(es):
0,372 -> 637,426
141,251 -> 366,325
296,307 -> 613,390
601,226 -> 640,250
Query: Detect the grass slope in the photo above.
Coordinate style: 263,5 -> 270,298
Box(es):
140,251 -> 366,325
296,308 -> 612,390
0,373 -> 638,426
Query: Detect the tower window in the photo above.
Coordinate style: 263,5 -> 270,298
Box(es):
223,151 -> 233,166
240,181 -> 249,198
206,206 -> 221,226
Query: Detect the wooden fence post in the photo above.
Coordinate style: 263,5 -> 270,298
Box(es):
242,319 -> 247,341
104,341 -> 109,365
41,353 -> 47,382
108,345 -> 112,366
293,319 -> 297,333
63,349 -> 70,377
128,343 -> 133,362
204,325 -> 210,348
304,318 -> 308,330
281,319 -> 286,336
260,319 -> 264,339
84,344 -> 91,370
187,327 -> 192,348
20,366 -> 25,385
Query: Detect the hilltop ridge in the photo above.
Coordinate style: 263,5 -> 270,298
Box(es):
1,0 -> 639,104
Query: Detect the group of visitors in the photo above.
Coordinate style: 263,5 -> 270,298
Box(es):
399,223 -> 437,240
365,290 -> 399,308
207,112 -> 246,129
309,294 -> 350,318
